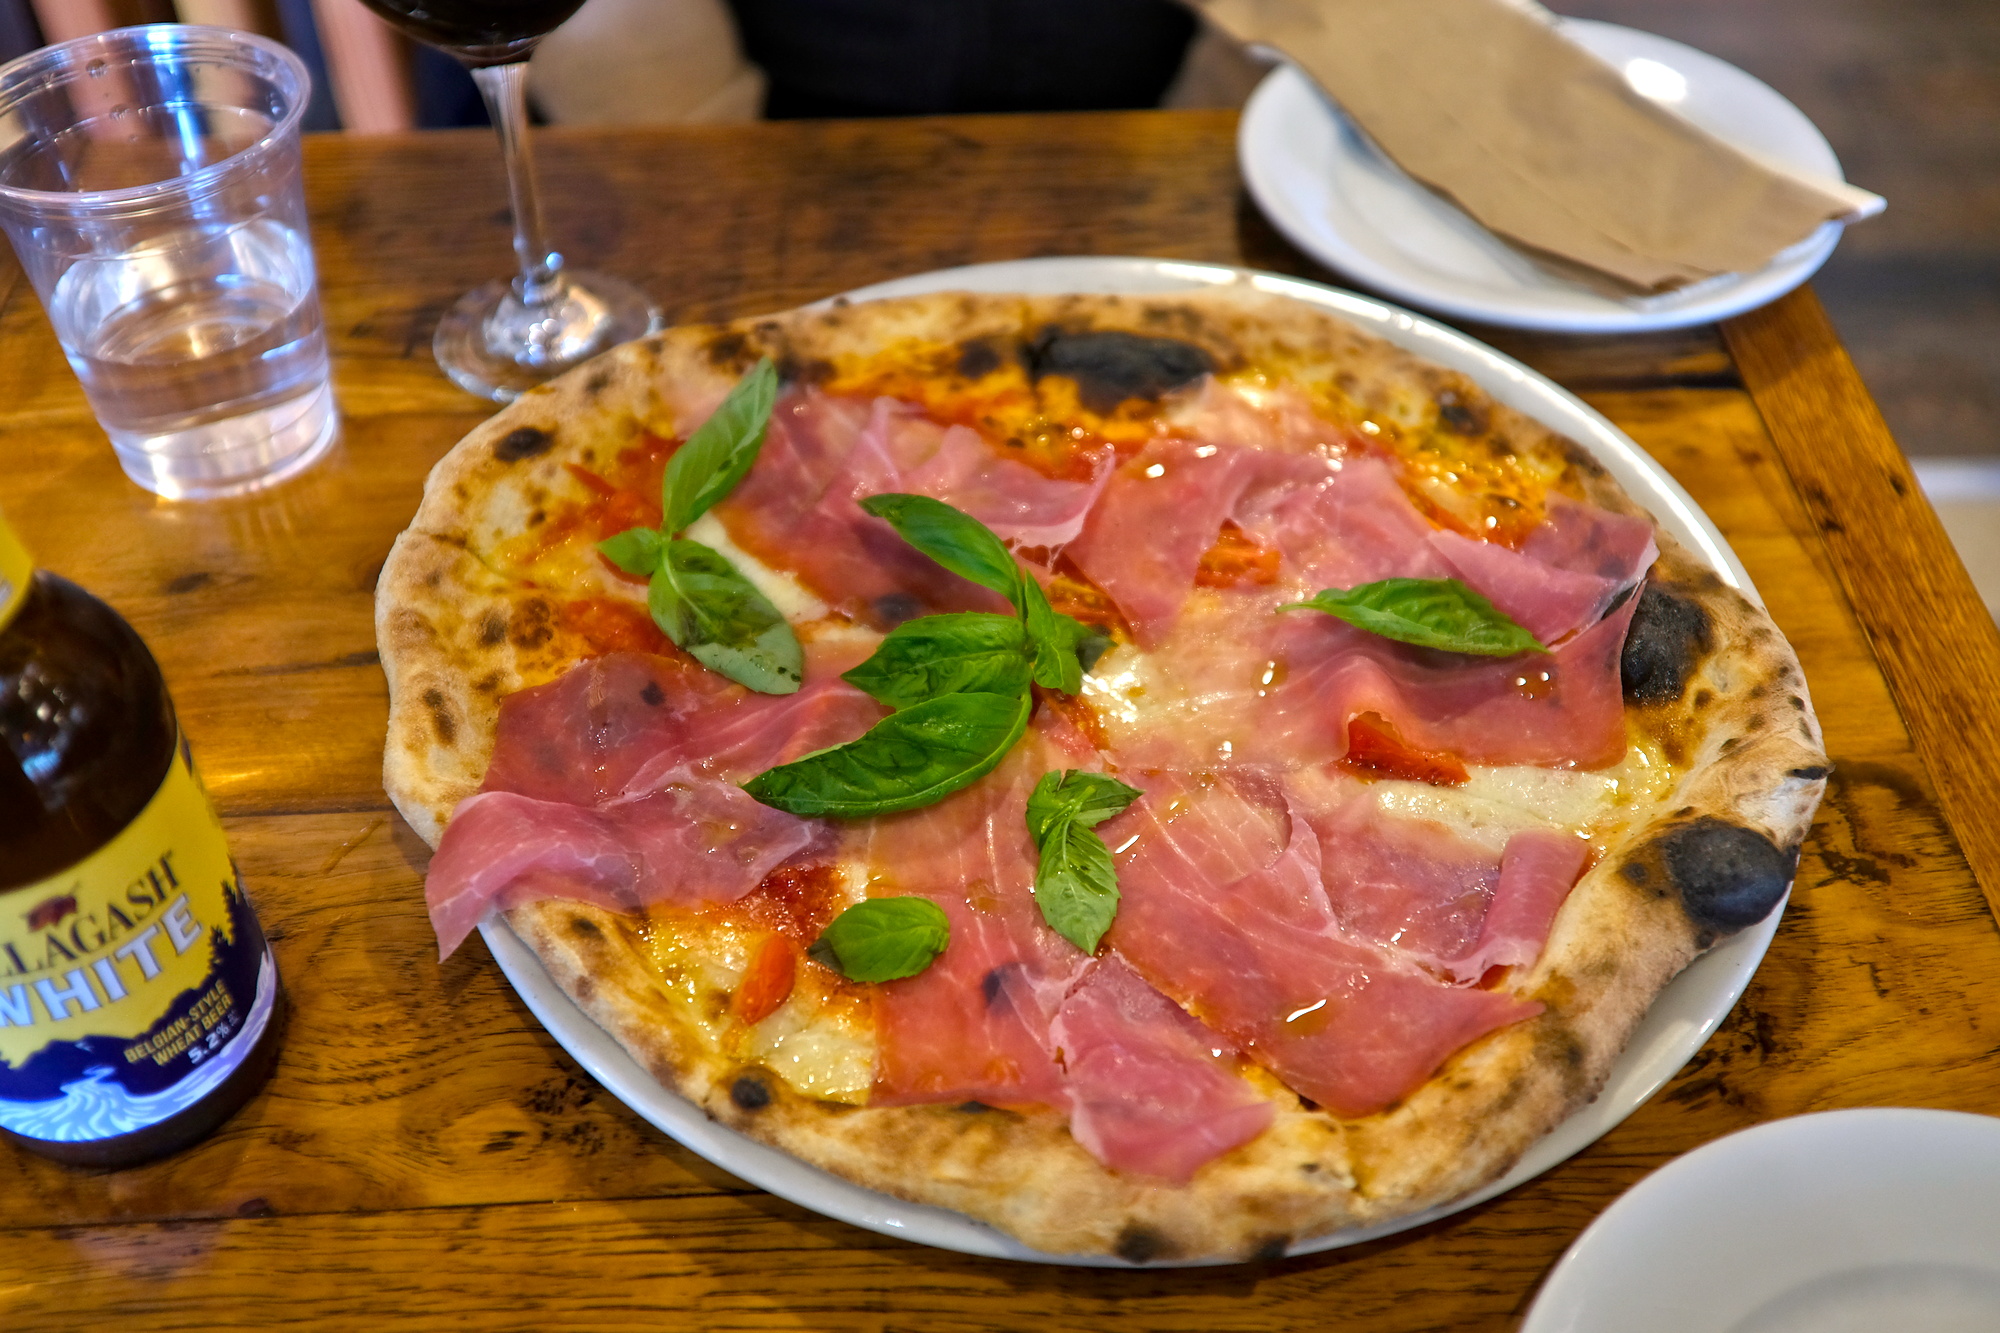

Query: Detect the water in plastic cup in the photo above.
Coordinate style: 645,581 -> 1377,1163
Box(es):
0,26 -> 335,499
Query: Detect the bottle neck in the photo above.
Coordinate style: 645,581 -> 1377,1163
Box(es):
0,508 -> 30,635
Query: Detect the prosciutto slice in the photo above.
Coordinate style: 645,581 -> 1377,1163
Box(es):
1103,772 -> 1540,1117
1240,452 -> 1452,595
867,722 -> 1088,1108
479,649 -> 885,805
425,646 -> 875,958
1114,590 -> 1637,772
718,390 -> 1106,622
1301,790 -> 1590,984
1431,496 -> 1658,645
425,779 -> 820,959
1065,440 -> 1333,645
1050,957 -> 1274,1183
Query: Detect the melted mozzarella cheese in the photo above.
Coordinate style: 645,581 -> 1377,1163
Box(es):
1370,731 -> 1676,852
683,512 -> 828,621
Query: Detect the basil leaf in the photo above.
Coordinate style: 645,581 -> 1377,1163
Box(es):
1034,820 -> 1123,955
1025,769 -> 1142,843
1025,771 -> 1140,955
1282,578 -> 1548,657
598,526 -> 664,577
663,357 -> 779,535
1018,574 -> 1089,694
649,539 -> 803,694
807,897 -> 951,983
840,612 -> 1032,709
1074,625 -> 1115,672
858,493 -> 1023,602
744,689 -> 1030,817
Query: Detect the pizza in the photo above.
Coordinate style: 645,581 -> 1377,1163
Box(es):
376,285 -> 1826,1261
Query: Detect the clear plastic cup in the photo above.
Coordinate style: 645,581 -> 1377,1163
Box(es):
0,25 -> 336,499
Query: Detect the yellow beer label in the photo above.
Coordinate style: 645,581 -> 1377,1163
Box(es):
0,743 -> 241,1066
0,507 -> 30,633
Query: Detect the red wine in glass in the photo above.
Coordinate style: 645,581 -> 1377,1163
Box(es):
355,0 -> 658,400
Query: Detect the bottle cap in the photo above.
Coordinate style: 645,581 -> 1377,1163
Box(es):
0,507 -> 29,633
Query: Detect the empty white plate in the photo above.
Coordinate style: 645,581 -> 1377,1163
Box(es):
1523,1108 -> 2000,1332
1239,20 -> 1861,332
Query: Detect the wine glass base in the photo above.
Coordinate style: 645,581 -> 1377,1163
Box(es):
433,269 -> 661,403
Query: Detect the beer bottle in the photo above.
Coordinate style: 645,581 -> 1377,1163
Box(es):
0,508 -> 283,1167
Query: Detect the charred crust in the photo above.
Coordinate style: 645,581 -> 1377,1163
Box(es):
1788,764 -> 1832,780
1621,585 -> 1713,704
1114,1224 -> 1172,1264
1027,326 -> 1215,413
1434,389 -> 1488,436
704,330 -> 750,369
478,611 -> 507,647
494,427 -> 555,462
1619,861 -> 1650,885
955,339 -> 1003,380
1659,817 -> 1796,934
730,1074 -> 772,1111
584,369 -> 611,397
420,687 -> 456,745
568,915 -> 601,940
1249,1234 -> 1292,1263
509,599 -> 555,650
776,354 -> 834,386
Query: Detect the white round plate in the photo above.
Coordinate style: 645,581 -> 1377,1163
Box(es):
1524,1109 -> 2000,1332
482,256 -> 1780,1265
1239,20 -> 1852,332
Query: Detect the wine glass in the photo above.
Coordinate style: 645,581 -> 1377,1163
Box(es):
353,0 -> 660,401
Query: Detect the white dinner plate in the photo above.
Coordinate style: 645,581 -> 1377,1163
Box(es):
1239,20 -> 1857,332
481,256 -> 1780,1265
1523,1109 -> 2000,1332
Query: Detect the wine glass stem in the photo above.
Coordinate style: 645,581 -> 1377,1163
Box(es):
470,62 -> 563,309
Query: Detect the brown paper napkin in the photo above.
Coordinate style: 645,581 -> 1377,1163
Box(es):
1195,0 -> 1884,293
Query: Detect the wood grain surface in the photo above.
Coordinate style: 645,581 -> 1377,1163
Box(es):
0,111 -> 1993,1332
1724,291 -> 2000,915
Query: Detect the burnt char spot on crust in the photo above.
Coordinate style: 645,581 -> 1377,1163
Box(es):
1660,818 -> 1796,934
956,339 -> 1003,380
494,427 -> 555,462
1027,327 -> 1215,413
1115,1224 -> 1172,1265
1249,1235 -> 1291,1263
510,598 -> 555,651
569,916 -> 601,939
1434,389 -> 1488,436
1789,764 -> 1832,780
421,687 -> 456,745
730,1074 -> 772,1111
704,330 -> 750,369
478,611 -> 507,647
1621,585 -> 1714,704
777,354 -> 835,387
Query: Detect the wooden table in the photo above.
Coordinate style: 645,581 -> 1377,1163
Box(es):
4,110 -> 1999,1331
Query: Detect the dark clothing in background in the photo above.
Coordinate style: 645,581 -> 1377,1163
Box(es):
726,0 -> 1198,118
